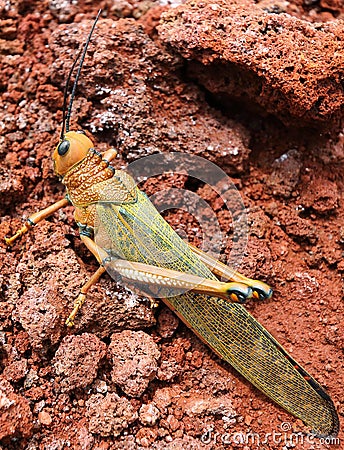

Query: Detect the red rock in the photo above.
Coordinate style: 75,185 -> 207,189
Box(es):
277,208 -> 318,244
157,307 -> 179,338
2,358 -> 27,383
189,349 -> 204,369
135,426 -> 159,447
154,435 -> 209,449
176,391 -> 235,418
86,392 -> 137,437
108,330 -> 160,397
337,260 -> 344,272
320,0 -> 343,11
14,285 -> 65,352
139,402 -> 161,426
265,149 -> 302,199
53,333 -> 106,392
38,410 -> 53,425
15,285 -> 62,352
49,18 -> 251,175
300,177 -> 339,214
165,414 -> 180,431
152,386 -> 175,415
0,377 -> 33,439
158,0 -> 344,129
157,337 -> 189,381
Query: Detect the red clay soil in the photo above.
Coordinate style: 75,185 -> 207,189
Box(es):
0,0 -> 343,449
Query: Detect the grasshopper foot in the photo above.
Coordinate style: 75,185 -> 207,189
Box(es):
225,283 -> 253,304
149,298 -> 159,309
252,285 -> 273,301
5,224 -> 31,246
66,293 -> 86,327
65,317 -> 75,327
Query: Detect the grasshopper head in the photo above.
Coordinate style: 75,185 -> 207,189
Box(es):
53,130 -> 94,176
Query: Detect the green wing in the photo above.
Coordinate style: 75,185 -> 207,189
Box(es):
164,293 -> 338,437
96,187 -> 211,277
95,185 -> 338,437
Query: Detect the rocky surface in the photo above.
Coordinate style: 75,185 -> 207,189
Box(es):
0,0 -> 343,448
159,0 -> 344,128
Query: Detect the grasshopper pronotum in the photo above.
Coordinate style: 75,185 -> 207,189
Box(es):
6,11 -> 339,437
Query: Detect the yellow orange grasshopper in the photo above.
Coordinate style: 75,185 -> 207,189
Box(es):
5,12 -> 339,437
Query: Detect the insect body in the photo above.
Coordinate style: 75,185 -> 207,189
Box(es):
5,13 -> 339,437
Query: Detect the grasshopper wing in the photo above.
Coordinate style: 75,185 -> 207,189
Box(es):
165,292 -> 339,437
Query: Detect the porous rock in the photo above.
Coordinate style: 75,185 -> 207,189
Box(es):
108,330 -> 160,397
53,333 -> 106,392
159,0 -> 344,129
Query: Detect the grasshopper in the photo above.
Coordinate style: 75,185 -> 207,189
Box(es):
5,11 -> 339,437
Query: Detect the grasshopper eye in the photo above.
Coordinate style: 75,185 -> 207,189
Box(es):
58,140 -> 70,156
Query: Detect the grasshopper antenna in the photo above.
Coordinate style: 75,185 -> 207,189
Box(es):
60,47 -> 83,141
62,9 -> 102,138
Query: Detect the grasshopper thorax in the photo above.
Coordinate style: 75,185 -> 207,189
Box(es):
53,130 -> 94,177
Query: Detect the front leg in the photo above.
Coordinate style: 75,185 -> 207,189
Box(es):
5,198 -> 70,246
188,243 -> 273,300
